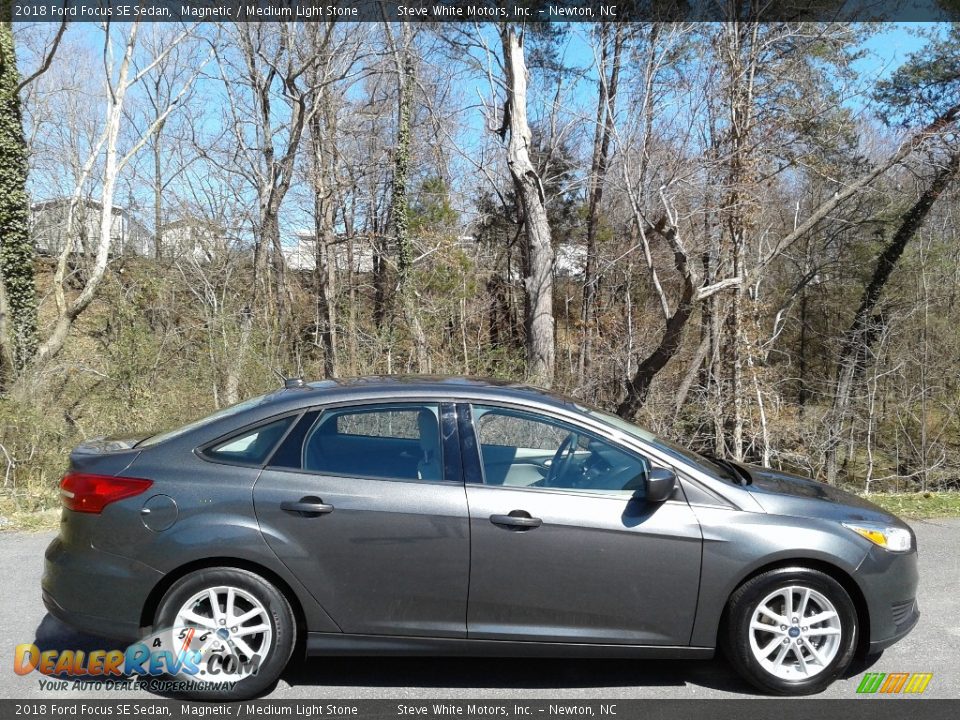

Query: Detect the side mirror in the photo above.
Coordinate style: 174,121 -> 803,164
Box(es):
642,467 -> 678,503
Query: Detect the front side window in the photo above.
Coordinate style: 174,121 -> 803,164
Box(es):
202,416 -> 294,466
472,405 -> 649,496
271,404 -> 444,482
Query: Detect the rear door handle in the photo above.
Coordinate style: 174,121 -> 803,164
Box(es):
281,497 -> 334,517
490,511 -> 542,530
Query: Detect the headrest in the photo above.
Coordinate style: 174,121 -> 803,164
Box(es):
417,408 -> 440,455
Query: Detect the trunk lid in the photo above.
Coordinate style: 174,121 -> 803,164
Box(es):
68,434 -> 147,475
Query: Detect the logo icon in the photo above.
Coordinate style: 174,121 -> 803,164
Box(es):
856,672 -> 933,694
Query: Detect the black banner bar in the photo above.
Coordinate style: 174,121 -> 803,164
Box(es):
2,699 -> 960,720
9,0 -> 960,23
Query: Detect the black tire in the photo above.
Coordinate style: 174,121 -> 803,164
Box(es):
724,567 -> 858,695
154,567 -> 296,701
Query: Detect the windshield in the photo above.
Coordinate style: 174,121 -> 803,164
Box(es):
136,393 -> 275,448
576,405 -> 739,484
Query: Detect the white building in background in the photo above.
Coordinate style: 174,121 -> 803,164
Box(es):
555,243 -> 587,278
31,198 -> 153,257
283,232 -> 376,273
280,230 -> 585,277
157,218 -> 233,261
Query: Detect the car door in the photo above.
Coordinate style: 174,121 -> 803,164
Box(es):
253,401 -> 470,637
461,403 -> 703,646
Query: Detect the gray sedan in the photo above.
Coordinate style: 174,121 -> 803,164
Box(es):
42,376 -> 918,700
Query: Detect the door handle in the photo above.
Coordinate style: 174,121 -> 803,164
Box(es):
281,497 -> 334,517
490,511 -> 542,530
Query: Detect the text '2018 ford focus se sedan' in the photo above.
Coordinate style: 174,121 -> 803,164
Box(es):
43,376 -> 919,699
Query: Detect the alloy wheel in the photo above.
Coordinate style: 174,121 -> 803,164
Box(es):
173,584 -> 273,681
747,585 -> 843,680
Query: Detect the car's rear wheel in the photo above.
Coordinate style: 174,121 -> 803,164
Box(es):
154,567 -> 296,700
725,567 -> 858,695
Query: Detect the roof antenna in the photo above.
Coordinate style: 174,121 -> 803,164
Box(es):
273,369 -> 305,389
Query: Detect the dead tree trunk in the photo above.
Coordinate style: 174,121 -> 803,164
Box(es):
500,27 -> 555,388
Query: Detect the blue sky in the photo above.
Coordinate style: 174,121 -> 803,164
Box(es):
857,22 -> 937,78
16,20 -> 948,244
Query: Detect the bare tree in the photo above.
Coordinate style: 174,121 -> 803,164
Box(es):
499,26 -> 555,388
34,21 -> 206,366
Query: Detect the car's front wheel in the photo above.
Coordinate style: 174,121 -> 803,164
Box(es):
154,567 -> 296,700
724,567 -> 858,695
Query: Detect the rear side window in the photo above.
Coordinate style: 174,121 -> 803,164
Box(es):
269,404 -> 443,482
202,417 -> 294,466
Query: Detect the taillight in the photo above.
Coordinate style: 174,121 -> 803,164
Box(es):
60,473 -> 152,514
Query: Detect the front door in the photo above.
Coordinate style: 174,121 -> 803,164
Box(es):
253,402 -> 470,637
462,404 -> 703,645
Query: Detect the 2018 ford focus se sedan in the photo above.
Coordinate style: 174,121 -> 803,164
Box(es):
43,376 -> 919,699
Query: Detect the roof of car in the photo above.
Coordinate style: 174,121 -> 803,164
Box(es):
282,375 -> 580,411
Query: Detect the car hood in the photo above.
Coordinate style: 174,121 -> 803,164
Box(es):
742,464 -> 903,525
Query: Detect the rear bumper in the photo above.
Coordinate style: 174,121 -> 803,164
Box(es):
855,544 -> 920,653
42,536 -> 162,642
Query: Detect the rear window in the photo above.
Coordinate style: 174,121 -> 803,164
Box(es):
202,417 -> 295,466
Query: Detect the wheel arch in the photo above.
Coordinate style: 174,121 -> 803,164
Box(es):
718,558 -> 872,657
139,557 -> 310,654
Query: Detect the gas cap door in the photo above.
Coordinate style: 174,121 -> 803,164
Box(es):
140,494 -> 178,532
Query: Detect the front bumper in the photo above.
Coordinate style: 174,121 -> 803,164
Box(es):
42,536 -> 163,641
854,543 -> 920,654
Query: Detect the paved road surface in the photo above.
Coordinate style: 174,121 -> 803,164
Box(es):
2,519 -> 957,700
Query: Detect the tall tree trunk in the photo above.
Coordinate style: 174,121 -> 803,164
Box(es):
389,24 -> 428,372
224,305 -> 252,406
798,282 -> 809,411
579,24 -> 623,383
0,18 -> 37,377
501,27 -> 554,388
719,21 -> 759,461
825,152 -> 960,484
153,121 -> 165,260
309,98 -> 339,377
0,271 -> 10,375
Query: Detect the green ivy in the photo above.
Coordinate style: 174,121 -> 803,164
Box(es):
0,19 -> 37,373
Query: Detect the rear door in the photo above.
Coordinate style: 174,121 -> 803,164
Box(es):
253,401 -> 470,637
461,404 -> 703,646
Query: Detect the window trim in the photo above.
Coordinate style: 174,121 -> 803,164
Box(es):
463,402 -> 654,496
265,400 -> 460,485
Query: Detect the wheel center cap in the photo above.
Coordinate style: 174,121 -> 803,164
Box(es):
217,628 -> 230,639
788,626 -> 801,638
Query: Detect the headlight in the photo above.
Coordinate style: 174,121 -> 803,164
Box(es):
842,522 -> 912,552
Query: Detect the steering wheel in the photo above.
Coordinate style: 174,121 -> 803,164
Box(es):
544,432 -> 577,487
